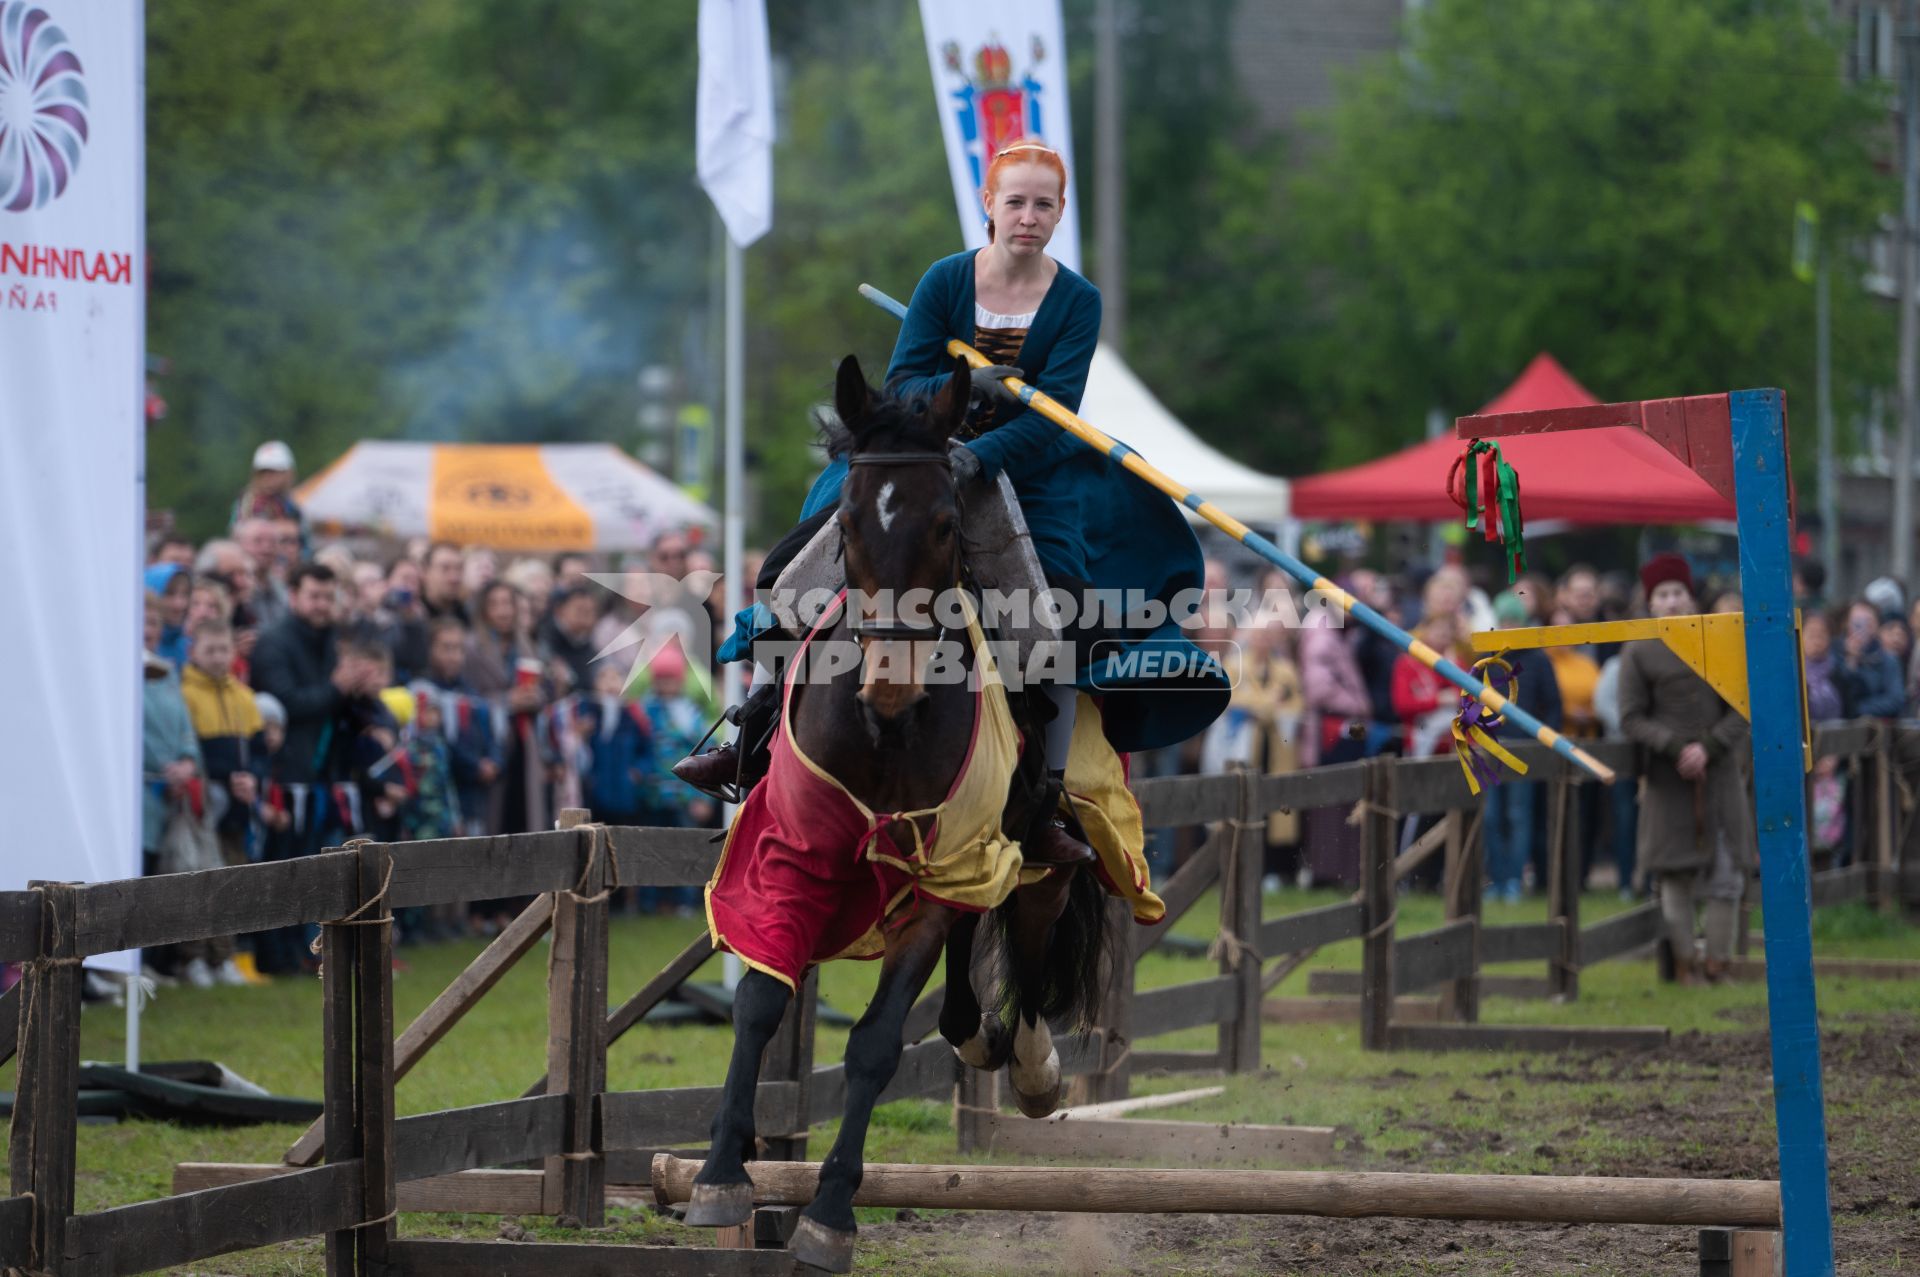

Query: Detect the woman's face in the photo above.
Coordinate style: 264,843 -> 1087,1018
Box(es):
484,585 -> 518,635
981,162 -> 1064,257
1801,615 -> 1830,661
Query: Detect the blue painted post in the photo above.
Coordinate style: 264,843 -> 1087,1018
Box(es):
1730,388 -> 1833,1275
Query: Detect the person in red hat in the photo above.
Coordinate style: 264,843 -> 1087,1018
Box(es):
1616,552 -> 1754,984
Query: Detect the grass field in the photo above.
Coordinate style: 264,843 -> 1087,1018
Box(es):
5,887 -> 1918,1274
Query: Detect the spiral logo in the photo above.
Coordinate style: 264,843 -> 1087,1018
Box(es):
0,2 -> 88,213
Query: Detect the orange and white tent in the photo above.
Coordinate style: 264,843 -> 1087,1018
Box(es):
296,442 -> 717,551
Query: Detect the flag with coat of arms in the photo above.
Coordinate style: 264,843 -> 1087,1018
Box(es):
916,0 -> 1081,273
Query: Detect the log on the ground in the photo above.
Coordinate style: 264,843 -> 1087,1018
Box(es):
648,1155 -> 1779,1227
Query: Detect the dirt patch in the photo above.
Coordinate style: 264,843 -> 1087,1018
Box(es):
854,1021 -> 1920,1274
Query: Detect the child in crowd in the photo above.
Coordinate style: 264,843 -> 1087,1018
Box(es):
577,661 -> 653,828
142,590 -> 203,984
145,564 -> 194,671
177,619 -> 268,986
411,616 -> 502,838
637,645 -> 718,915
334,637 -> 405,841
574,662 -> 654,910
253,692 -> 294,846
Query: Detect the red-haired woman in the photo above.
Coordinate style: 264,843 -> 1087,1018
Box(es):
683,141 -> 1227,859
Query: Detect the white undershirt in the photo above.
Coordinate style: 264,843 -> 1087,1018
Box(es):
974,303 -> 1036,329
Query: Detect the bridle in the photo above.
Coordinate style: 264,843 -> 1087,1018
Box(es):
842,450 -> 965,645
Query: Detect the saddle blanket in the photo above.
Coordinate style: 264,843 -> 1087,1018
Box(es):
705,595 -> 1164,991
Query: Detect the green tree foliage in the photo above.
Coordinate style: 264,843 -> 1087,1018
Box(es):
145,0 -> 466,534
1064,0 -> 1309,477
1289,0 -> 1894,468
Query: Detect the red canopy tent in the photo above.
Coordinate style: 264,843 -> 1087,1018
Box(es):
1289,354 -> 1735,524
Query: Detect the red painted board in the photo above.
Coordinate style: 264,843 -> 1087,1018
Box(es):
1680,395 -> 1736,506
1639,398 -> 1691,472
1454,401 -> 1645,440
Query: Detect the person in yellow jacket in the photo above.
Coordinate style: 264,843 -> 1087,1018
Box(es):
178,619 -> 270,986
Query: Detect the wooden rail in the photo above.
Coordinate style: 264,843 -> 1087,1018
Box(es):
650,1154 -> 1782,1227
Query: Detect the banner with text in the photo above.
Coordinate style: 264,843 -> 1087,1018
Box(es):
0,0 -> 144,929
917,0 -> 1081,273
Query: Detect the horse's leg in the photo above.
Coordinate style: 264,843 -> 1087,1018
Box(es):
685,968 -> 791,1226
938,911 -> 1012,1071
1004,868 -> 1075,1118
791,902 -> 957,1273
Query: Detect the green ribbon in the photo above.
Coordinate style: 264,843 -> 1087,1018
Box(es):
1461,439 -> 1527,583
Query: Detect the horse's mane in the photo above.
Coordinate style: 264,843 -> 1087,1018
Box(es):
815,381 -> 950,461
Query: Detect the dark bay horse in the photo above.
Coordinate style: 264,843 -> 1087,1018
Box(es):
685,354 -> 1108,1272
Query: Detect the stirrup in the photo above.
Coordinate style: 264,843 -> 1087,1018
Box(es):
677,684 -> 779,805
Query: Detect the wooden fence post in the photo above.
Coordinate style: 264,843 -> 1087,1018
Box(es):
760,969 -> 818,1162
1086,896 -> 1136,1104
354,843 -> 397,1273
1359,761 -> 1396,1051
1439,810 -> 1481,1024
1219,767 -> 1263,1074
1547,775 -> 1581,1001
545,810 -> 607,1226
8,881 -> 80,1273
1874,727 -> 1897,912
322,892 -> 359,1277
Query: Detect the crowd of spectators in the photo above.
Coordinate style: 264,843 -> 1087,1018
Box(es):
1172,548 -> 1902,930
139,443 -> 724,987
123,440 -> 1920,992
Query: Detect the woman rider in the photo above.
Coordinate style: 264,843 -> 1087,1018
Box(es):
676,139 -> 1228,863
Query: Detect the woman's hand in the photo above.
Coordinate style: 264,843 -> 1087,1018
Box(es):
948,441 -> 983,485
970,365 -> 1025,408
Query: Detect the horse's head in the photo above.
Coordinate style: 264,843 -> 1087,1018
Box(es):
828,352 -> 970,731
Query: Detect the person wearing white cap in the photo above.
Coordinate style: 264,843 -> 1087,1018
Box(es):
231,439 -> 307,552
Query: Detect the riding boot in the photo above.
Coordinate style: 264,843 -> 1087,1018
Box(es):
1021,774 -> 1095,868
671,680 -> 780,803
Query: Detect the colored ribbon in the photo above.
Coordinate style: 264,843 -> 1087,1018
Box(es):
1450,439 -> 1528,583
1452,654 -> 1529,796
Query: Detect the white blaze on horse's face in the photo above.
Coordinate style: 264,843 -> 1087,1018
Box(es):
876,480 -> 898,534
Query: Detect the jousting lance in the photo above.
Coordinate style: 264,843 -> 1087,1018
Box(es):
858,282 -> 1615,786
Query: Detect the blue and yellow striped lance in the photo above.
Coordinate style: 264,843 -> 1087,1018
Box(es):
858,281 -> 1615,786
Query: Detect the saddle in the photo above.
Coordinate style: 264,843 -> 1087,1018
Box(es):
770,471 -> 1063,677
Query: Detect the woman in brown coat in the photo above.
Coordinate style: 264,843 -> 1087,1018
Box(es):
1617,553 -> 1754,983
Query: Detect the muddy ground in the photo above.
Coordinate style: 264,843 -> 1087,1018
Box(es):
847,1018 -> 1920,1276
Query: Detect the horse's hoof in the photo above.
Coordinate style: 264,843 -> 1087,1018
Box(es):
682,1180 -> 755,1227
790,1216 -> 857,1273
952,1012 -> 1014,1072
1012,1072 -> 1063,1118
1010,1041 -> 1062,1118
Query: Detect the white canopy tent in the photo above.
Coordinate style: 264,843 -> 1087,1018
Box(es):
1079,345 -> 1291,523
297,442 -> 717,551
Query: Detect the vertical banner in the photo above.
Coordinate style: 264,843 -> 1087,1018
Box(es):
0,0 -> 143,917
917,0 -> 1082,273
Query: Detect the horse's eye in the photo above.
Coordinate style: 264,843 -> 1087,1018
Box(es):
935,519 -> 956,541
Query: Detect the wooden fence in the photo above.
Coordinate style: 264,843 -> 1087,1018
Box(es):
3,720 -> 1915,1274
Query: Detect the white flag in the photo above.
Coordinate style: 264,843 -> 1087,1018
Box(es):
916,0 -> 1081,272
0,0 -> 144,936
697,0 -> 773,248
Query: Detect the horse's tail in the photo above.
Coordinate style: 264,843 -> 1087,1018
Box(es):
984,866 -> 1110,1032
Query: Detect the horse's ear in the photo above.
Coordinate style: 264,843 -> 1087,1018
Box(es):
933,354 -> 970,436
835,355 -> 870,430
